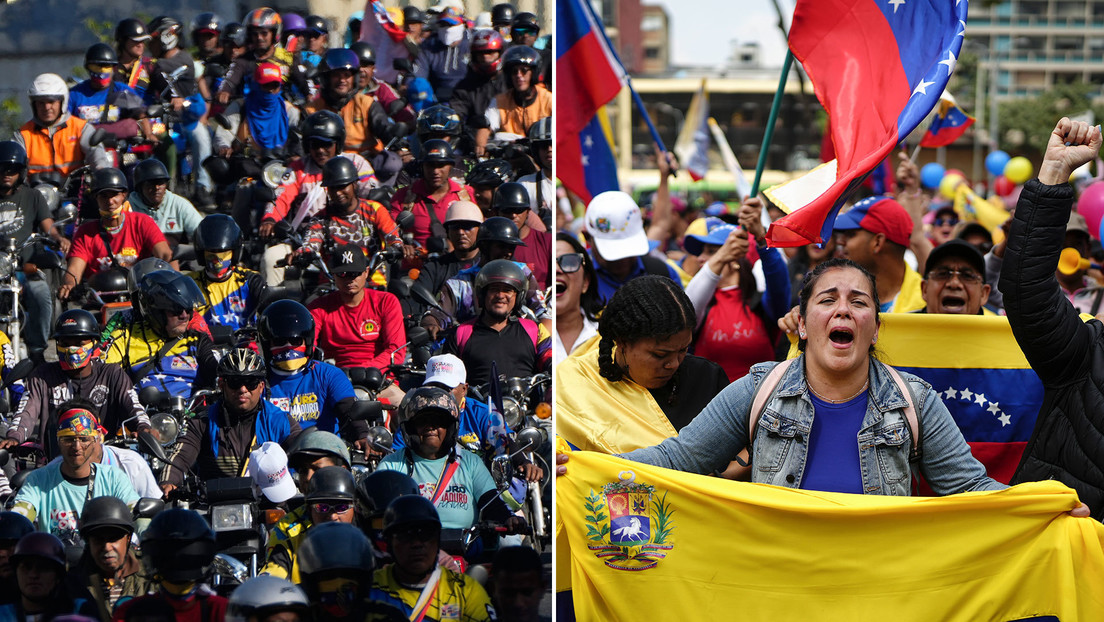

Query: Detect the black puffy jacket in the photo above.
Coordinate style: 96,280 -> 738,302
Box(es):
1000,178 -> 1104,519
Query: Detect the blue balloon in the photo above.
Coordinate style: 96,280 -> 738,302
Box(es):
920,163 -> 945,189
985,150 -> 1011,178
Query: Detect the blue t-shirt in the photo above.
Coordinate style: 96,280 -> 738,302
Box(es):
267,361 -> 355,433
13,462 -> 140,539
392,396 -> 513,456
68,81 -> 141,123
801,392 -> 868,494
377,448 -> 497,531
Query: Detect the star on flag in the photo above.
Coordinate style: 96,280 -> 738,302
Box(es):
938,385 -> 1012,427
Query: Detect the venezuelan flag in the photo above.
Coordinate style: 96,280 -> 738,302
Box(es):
920,93 -> 976,148
876,313 -> 1041,485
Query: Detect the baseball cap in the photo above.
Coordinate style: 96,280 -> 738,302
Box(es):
833,195 -> 914,247
585,191 -> 648,261
923,239 -> 985,278
254,62 -> 282,85
683,217 -> 738,256
424,354 -> 466,388
248,442 -> 297,503
445,200 -> 483,225
1067,211 -> 1091,238
328,246 -> 368,273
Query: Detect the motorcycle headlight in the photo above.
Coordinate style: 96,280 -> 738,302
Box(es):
502,397 -> 523,431
211,503 -> 253,532
150,412 -> 179,447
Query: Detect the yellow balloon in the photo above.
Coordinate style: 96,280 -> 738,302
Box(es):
940,173 -> 965,200
1004,156 -> 1034,184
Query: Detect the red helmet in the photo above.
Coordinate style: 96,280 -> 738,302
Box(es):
471,29 -> 505,74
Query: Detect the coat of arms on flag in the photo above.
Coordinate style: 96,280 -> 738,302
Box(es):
584,471 -> 675,571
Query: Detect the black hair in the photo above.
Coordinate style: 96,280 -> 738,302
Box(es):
556,232 -> 604,321
796,257 -> 880,353
597,275 -> 695,382
491,545 -> 545,584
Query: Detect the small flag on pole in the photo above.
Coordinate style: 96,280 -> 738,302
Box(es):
920,91 -> 976,148
674,79 -> 711,182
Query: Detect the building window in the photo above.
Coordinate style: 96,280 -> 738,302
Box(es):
644,47 -> 660,59
641,15 -> 664,32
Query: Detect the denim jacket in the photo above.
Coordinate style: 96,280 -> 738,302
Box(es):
622,355 -> 1004,497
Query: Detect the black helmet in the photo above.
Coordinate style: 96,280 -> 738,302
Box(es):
217,347 -> 266,379
191,12 -> 222,37
527,116 -> 551,143
403,6 -> 427,25
492,182 -> 530,214
90,269 -> 129,301
221,22 -> 247,47
511,12 -> 540,34
466,158 -> 513,189
382,495 -> 441,538
90,167 -> 128,194
52,309 -> 100,340
141,509 -> 216,582
298,523 -> 374,585
477,216 -> 525,246
491,3 -> 517,27
421,139 -> 454,165
132,158 -> 170,188
322,156 -> 359,188
194,213 -> 243,265
302,110 -> 346,152
321,48 -> 359,75
259,300 -> 315,361
416,105 -> 461,139
356,471 -> 419,519
79,496 -> 136,538
0,512 -> 34,542
11,532 -> 66,570
474,258 -> 528,302
85,43 -> 119,67
0,141 -> 28,171
303,15 -> 328,35
305,466 -> 356,504
138,269 -> 203,332
148,16 -> 183,51
396,385 -> 459,440
127,257 -> 174,300
502,45 -> 540,75
114,18 -> 152,44
350,41 -> 376,67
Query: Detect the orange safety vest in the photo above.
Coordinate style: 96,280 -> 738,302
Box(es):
305,93 -> 383,155
494,85 -> 552,136
20,116 -> 88,177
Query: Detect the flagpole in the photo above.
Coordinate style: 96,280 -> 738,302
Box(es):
752,49 -> 793,197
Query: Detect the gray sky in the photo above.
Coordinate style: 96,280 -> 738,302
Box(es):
651,0 -> 793,69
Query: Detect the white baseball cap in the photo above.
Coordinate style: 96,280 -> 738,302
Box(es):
423,354 -> 466,388
248,442 -> 297,503
585,191 -> 649,261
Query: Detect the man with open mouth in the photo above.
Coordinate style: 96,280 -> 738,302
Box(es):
917,239 -> 994,316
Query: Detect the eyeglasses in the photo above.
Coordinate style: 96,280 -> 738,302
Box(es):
928,267 -> 983,284
392,525 -> 438,542
223,376 -> 263,391
557,253 -> 584,274
58,436 -> 96,447
311,502 -> 353,514
934,218 -> 959,227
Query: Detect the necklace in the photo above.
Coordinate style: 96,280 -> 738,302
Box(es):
808,379 -> 869,404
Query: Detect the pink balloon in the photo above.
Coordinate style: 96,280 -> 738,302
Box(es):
1077,181 -> 1104,240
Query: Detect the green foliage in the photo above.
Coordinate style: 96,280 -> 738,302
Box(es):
84,17 -> 115,45
652,491 -> 674,545
998,83 -> 1104,162
0,98 -> 23,139
584,491 -> 610,541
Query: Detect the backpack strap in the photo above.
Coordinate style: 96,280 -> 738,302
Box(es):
726,358 -> 795,480
883,365 -> 922,465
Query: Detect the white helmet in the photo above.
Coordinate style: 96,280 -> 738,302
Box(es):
28,73 -> 69,118
226,576 -> 309,622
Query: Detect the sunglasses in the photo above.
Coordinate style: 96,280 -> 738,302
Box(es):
392,525 -> 438,541
311,502 -> 353,514
334,270 -> 363,279
557,253 -> 584,273
307,138 -> 335,150
272,336 -> 305,347
223,376 -> 263,391
934,218 -> 959,227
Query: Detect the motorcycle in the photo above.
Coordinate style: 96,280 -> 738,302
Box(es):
136,386 -> 218,479
0,228 -> 70,360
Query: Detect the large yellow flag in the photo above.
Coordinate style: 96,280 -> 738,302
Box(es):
557,451 -> 1104,621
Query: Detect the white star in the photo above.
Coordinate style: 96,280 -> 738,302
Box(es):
581,155 -> 589,166
584,135 -> 594,149
973,392 -> 987,406
939,51 -> 957,74
943,388 -> 958,400
960,387 -> 973,401
956,20 -> 966,37
987,402 -> 1001,415
998,413 -> 1011,427
888,0 -> 905,12
912,79 -> 936,96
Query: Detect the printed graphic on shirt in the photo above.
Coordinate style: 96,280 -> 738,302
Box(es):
270,393 -> 321,424
418,482 -> 469,509
96,247 -> 139,271
0,201 -> 26,236
359,318 -> 379,338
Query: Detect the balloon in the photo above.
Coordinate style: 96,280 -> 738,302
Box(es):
985,150 -> 1011,177
1004,156 -> 1034,184
993,175 -> 1015,196
940,173 -> 965,200
920,163 -> 945,189
1078,181 -> 1104,240
945,168 -> 967,181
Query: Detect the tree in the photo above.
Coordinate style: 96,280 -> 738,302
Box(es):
998,83 -> 1104,163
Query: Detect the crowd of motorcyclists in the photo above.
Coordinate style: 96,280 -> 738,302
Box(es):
0,2 -> 552,620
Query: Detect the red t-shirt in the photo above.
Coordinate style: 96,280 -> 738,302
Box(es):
693,287 -> 776,381
309,289 -> 407,369
69,210 -> 166,277
388,178 -> 474,246
514,227 -> 552,291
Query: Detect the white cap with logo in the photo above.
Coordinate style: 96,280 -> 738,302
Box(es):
248,442 -> 298,503
585,191 -> 648,261
423,353 -> 467,388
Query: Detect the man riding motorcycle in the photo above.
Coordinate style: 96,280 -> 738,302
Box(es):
127,157 -> 203,242
75,496 -> 156,619
16,73 -> 105,178
188,214 -> 266,331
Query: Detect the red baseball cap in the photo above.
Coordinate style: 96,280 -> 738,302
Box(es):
254,62 -> 282,85
834,195 -> 913,247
